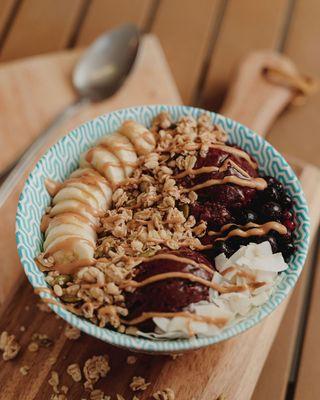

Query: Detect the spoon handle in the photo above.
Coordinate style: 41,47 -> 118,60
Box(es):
0,98 -> 88,208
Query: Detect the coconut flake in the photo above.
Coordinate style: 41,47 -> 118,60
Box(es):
139,241 -> 289,340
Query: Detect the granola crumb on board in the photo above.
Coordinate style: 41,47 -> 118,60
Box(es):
0,331 -> 21,361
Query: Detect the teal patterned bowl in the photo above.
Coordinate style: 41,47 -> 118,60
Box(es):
16,105 -> 310,353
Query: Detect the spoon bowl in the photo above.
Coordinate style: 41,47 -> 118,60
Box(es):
0,24 -> 140,207
73,24 -> 140,101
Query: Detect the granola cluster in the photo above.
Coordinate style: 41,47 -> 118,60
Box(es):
38,112 -> 227,332
0,331 -> 21,361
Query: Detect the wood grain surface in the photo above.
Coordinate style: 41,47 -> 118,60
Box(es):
200,0 -> 291,110
0,36 -> 319,400
151,0 -> 224,104
76,0 -> 154,45
267,0 -> 320,169
0,1 -> 319,398
0,0 -> 86,61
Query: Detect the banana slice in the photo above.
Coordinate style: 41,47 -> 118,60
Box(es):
44,223 -> 96,251
53,187 -> 101,213
46,213 -> 96,237
44,235 -> 94,264
61,181 -> 107,211
98,132 -> 138,177
80,147 -> 125,185
118,120 -> 156,155
70,168 -> 112,208
50,200 -> 99,226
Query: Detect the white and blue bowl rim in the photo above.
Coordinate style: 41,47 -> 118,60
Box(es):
16,105 -> 310,353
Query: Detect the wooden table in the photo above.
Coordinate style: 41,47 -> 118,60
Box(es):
0,2 -> 320,399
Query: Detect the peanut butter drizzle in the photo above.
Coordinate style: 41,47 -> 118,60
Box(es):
50,206 -> 99,226
142,131 -> 156,145
214,221 -> 287,242
62,181 -> 102,206
47,212 -> 98,229
40,214 -> 51,232
45,236 -> 95,257
99,142 -> 136,153
174,157 -> 251,181
139,253 -> 214,274
122,311 -> 229,328
121,272 -> 246,294
219,158 -> 251,178
174,166 -> 219,180
221,266 -> 257,282
34,288 -> 62,307
182,175 -> 267,192
52,199 -> 103,218
209,144 -> 258,168
41,298 -> 62,307
208,222 -> 251,236
45,179 -> 62,197
53,258 -> 96,274
63,175 -> 109,197
34,287 -> 52,295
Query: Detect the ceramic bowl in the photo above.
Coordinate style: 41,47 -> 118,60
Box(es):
16,105 -> 310,353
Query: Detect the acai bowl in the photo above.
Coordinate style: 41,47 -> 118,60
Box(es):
16,105 -> 310,353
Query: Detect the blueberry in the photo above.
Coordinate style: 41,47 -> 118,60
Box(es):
237,209 -> 257,225
281,243 -> 295,261
263,186 -> 280,202
261,202 -> 282,220
228,236 -> 244,249
265,235 -> 278,253
265,176 -> 283,192
281,194 -> 293,209
210,241 -> 231,258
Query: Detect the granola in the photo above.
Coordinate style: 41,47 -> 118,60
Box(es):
129,376 -> 150,392
83,355 -> 110,390
0,331 -> 21,361
152,388 -> 175,400
36,112 -> 296,339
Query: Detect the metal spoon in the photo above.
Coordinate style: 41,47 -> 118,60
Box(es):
0,23 -> 140,207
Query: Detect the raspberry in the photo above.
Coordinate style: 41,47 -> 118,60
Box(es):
191,201 -> 233,229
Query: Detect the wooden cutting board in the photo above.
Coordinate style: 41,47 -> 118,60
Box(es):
0,34 -> 320,400
0,34 -> 180,304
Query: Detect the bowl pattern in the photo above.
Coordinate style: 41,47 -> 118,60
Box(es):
16,105 -> 310,353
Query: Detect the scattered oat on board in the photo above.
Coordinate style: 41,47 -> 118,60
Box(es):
67,363 -> 82,382
20,326 -> 26,332
28,341 -> 39,352
50,394 -> 67,400
48,356 -> 57,366
64,324 -> 81,340
48,371 -> 60,394
51,394 -> 69,400
83,355 -> 110,390
152,388 -> 175,400
170,353 -> 183,360
32,332 -> 54,348
0,331 -> 21,361
116,395 -> 125,400
90,389 -> 110,400
130,376 -> 151,392
126,355 -> 137,365
19,365 -> 30,376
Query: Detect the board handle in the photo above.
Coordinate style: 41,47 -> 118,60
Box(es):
220,51 -> 303,136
